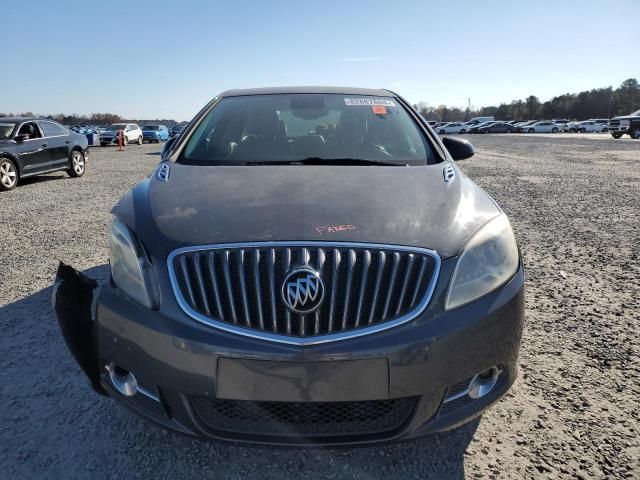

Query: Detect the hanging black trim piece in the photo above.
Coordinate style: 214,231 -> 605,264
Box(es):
52,262 -> 107,396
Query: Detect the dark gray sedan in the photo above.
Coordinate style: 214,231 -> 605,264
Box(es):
477,122 -> 515,134
0,118 -> 88,191
55,87 -> 524,446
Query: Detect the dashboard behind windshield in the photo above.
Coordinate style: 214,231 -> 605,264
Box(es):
179,94 -> 436,166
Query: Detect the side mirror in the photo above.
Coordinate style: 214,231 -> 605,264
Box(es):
441,136 -> 474,161
14,134 -> 26,143
161,135 -> 177,158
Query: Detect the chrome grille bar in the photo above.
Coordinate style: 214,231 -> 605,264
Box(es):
282,248 -> 292,335
206,252 -> 224,320
354,249 -> 371,327
237,250 -> 251,327
221,250 -> 237,324
328,249 -> 342,333
267,248 -> 277,332
168,242 -> 440,346
252,249 -> 264,329
368,251 -> 386,325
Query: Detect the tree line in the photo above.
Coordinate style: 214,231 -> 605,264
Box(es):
0,112 -> 180,127
417,78 -> 640,122
3,78 -> 639,126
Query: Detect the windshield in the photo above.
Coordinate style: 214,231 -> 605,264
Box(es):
0,123 -> 16,139
180,94 -> 435,166
143,125 -> 160,131
107,124 -> 126,130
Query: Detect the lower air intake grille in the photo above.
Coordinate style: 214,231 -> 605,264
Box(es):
190,397 -> 417,439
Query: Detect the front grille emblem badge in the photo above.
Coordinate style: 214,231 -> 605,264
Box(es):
281,267 -> 325,314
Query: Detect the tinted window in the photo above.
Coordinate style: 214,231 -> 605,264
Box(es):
0,123 -> 16,139
39,121 -> 68,137
180,94 -> 435,166
143,126 -> 160,130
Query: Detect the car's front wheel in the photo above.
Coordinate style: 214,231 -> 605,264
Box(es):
460,129 -> 466,134
611,132 -> 623,139
0,157 -> 18,191
528,128 -> 534,133
438,129 -> 445,135
630,128 -> 640,139
67,150 -> 85,178
506,128 -> 513,133
137,136 -> 143,145
552,127 -> 559,133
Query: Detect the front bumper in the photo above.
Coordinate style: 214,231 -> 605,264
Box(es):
81,258 -> 525,446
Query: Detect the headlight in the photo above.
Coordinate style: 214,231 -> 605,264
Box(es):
446,214 -> 519,310
109,217 -> 159,308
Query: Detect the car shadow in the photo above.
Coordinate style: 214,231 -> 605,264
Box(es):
0,173 -> 68,189
0,263 -> 477,479
145,152 -> 162,156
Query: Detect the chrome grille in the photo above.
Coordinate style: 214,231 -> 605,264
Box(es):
168,242 -> 440,344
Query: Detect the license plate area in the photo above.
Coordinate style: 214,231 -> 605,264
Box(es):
217,358 -> 389,402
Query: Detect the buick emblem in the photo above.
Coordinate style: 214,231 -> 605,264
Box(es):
281,267 -> 325,314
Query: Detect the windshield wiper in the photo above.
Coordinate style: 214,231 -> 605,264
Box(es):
245,157 -> 409,167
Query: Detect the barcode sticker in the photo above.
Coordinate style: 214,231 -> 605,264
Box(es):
344,98 -> 396,107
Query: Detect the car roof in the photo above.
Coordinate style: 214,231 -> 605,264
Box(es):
0,117 -> 46,123
219,86 -> 395,97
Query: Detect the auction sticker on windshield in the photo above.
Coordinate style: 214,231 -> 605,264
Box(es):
344,98 -> 396,106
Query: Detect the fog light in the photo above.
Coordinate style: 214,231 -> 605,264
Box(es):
106,363 -> 138,397
468,366 -> 501,399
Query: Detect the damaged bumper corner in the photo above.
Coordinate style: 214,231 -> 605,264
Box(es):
52,261 -> 107,396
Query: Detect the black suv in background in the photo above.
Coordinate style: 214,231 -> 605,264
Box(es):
608,110 -> 640,139
0,118 -> 88,191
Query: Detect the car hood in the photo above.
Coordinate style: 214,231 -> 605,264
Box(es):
611,115 -> 639,121
113,163 -> 501,259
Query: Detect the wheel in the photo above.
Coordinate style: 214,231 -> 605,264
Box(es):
579,128 -> 586,133
0,157 -> 18,191
528,128 -> 534,133
601,128 -> 608,133
482,129 -> 488,134
122,135 -> 128,146
611,132 -> 623,139
438,130 -> 445,135
137,136 -> 143,145
100,142 -> 107,147
460,129 -> 466,134
67,150 -> 85,178
630,129 -> 640,139
552,127 -> 558,133
506,129 -> 512,133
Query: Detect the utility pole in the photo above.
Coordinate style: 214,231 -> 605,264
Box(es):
466,98 -> 471,121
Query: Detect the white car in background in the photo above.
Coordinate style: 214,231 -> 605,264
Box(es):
574,120 -> 609,133
523,121 -> 560,133
436,122 -> 468,134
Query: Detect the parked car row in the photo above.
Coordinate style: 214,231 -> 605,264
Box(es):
66,123 -> 184,146
429,117 -> 613,135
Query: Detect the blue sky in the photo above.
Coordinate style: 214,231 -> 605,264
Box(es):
2,0 -> 638,120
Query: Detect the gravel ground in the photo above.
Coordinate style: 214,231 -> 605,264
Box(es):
0,135 -> 638,479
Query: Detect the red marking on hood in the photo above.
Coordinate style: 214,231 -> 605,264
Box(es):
314,225 -> 357,235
